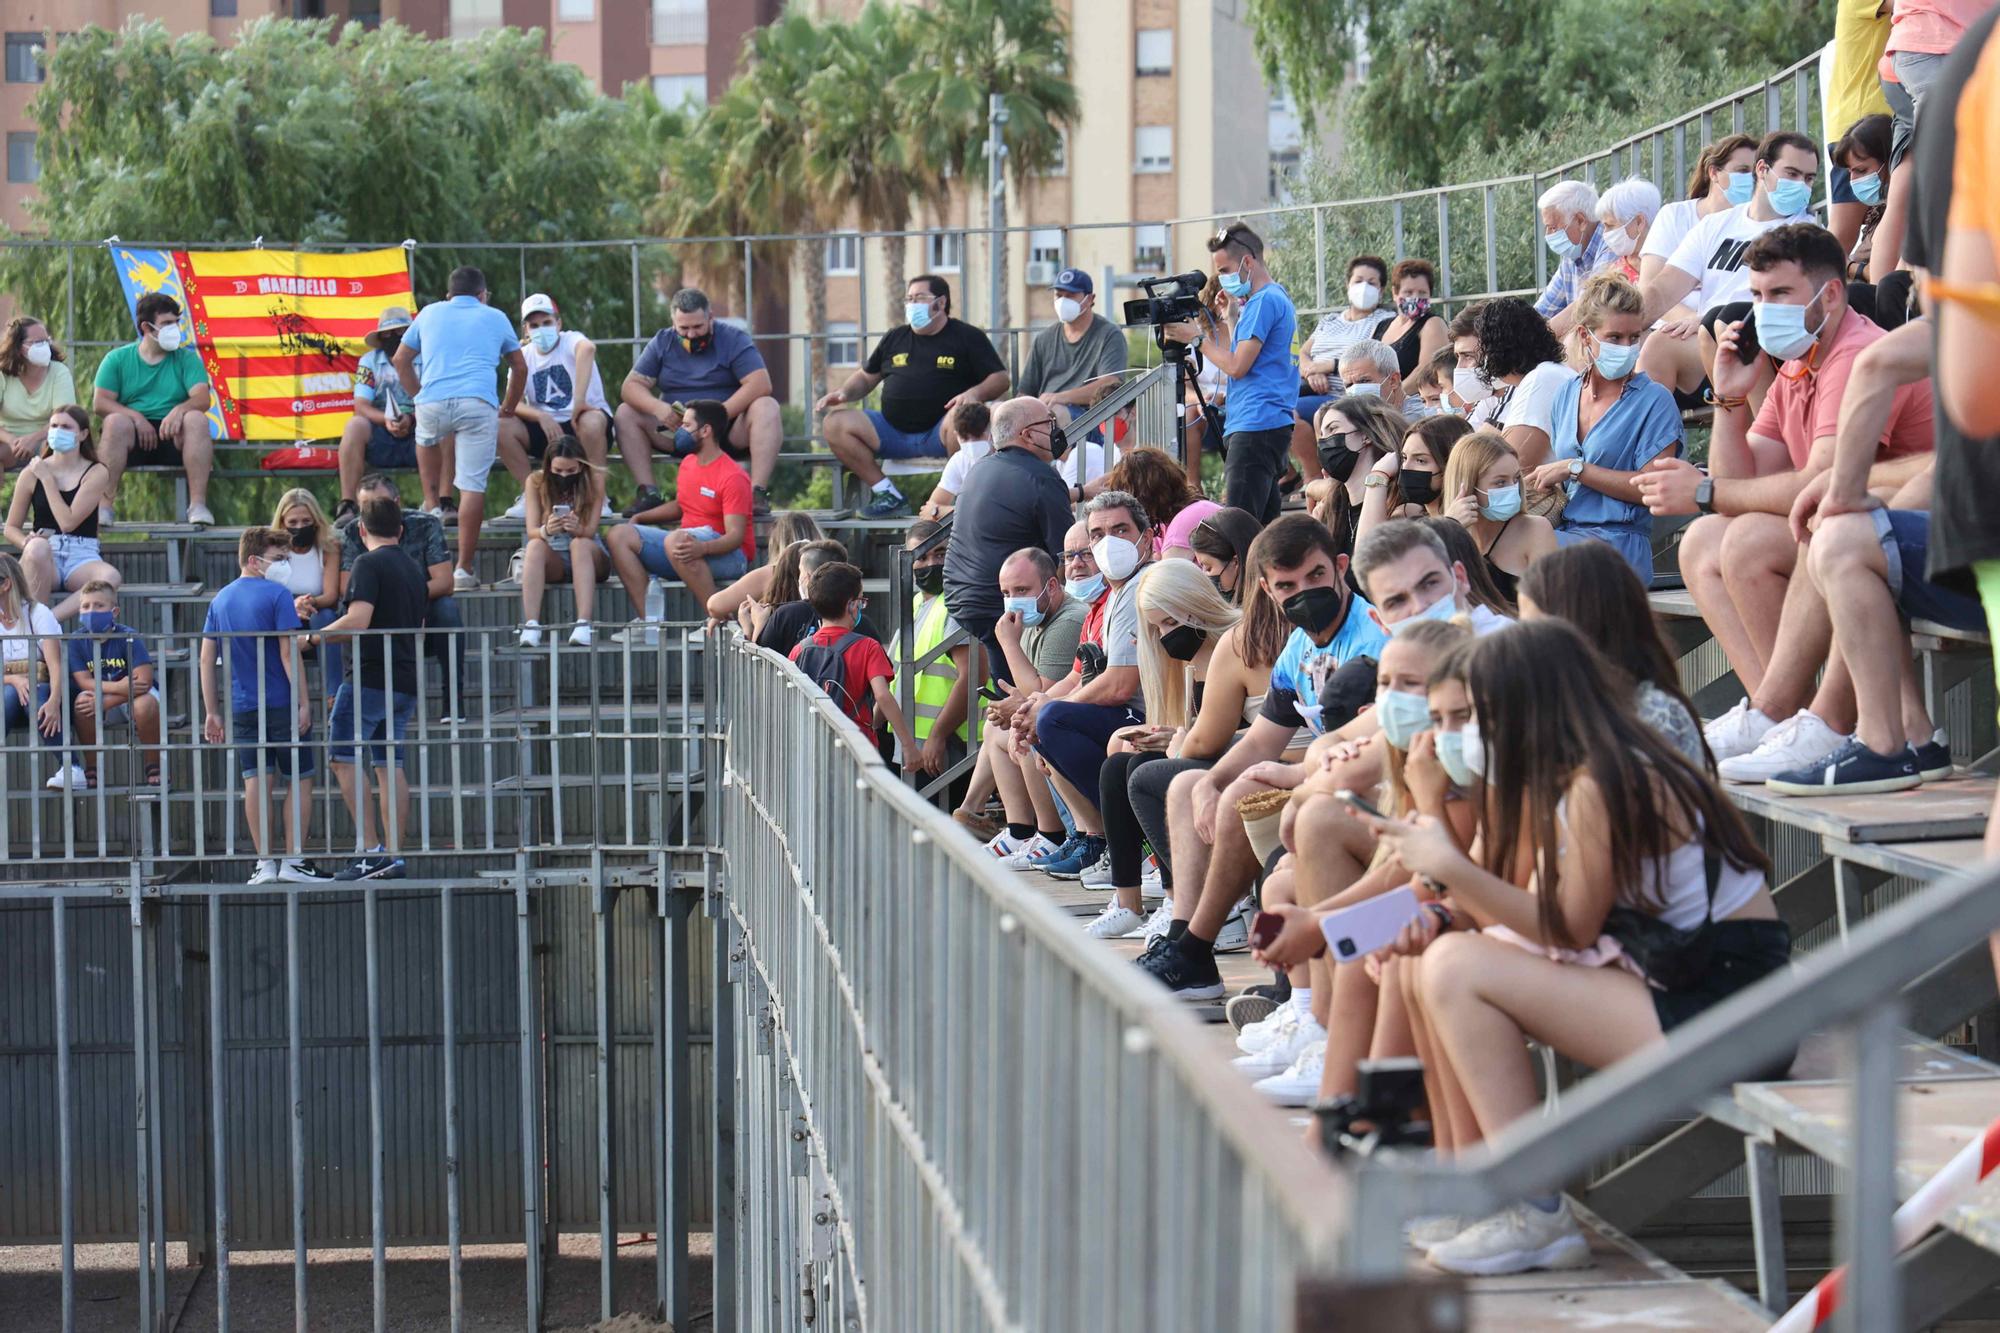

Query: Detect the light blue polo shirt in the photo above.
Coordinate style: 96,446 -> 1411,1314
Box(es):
1225,280 -> 1299,433
400,295 -> 520,407
1262,595 -> 1389,735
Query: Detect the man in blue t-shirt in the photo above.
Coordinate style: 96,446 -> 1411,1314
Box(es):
617,287 -> 783,517
1168,221 -> 1299,524
201,526 -> 326,885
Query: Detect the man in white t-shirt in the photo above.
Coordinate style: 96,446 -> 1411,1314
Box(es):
1639,130 -> 1819,395
499,293 -> 611,516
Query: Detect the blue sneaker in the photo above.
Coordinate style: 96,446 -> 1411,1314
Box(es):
1912,732 -> 1953,781
1025,832 -> 1086,874
861,489 -> 910,519
1038,834 -> 1107,880
334,854 -> 408,881
1766,737 -> 1921,797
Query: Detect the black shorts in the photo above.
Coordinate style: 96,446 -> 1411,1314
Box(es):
1650,918 -> 1792,1042
523,414 -> 593,459
137,417 -> 190,468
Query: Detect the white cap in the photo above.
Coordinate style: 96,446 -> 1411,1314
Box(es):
520,292 -> 557,320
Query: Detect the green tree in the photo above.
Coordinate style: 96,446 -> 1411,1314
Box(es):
897,0 -> 1080,332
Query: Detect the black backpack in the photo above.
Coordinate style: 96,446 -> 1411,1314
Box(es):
795,631 -> 865,713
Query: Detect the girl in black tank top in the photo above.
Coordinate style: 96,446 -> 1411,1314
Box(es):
2,406 -> 118,621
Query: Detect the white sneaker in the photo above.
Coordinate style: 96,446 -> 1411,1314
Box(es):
1253,1042 -> 1326,1106
1703,697 -> 1778,762
1231,1011 -> 1327,1077
45,764 -> 88,791
519,623 -> 544,648
1426,1199 -> 1592,1276
992,833 -> 1059,869
248,859 -> 281,886
1140,855 -> 1163,898
453,567 -> 478,592
1084,901 -> 1146,939
186,502 -> 215,527
568,621 -> 594,646
503,496 -> 527,520
1715,710 -> 1846,783
1405,1215 -> 1477,1250
611,619 -> 660,644
1213,895 -> 1255,953
1079,851 -> 1115,889
1237,999 -> 1308,1055
1142,896 -> 1173,945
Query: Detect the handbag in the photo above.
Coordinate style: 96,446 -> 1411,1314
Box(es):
1602,846 -> 1720,991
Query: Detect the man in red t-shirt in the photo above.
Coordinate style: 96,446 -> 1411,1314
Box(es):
788,562 -> 917,756
606,399 -> 754,624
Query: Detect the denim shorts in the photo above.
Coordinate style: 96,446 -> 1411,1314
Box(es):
415,397 -> 500,493
232,707 -> 314,779
1879,509 -> 1986,631
366,421 -> 417,469
862,409 -> 946,460
327,682 -> 418,769
46,532 -> 102,584
637,524 -> 748,582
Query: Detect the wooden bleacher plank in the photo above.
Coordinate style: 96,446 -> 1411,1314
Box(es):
1823,837 -> 1990,882
1781,1030 -> 1995,1083
1647,588 -> 1703,620
1736,1076 -> 2000,1256
1913,617 -> 1992,647
1726,773 -> 1994,843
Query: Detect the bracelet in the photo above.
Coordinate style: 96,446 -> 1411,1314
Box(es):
1703,387 -> 1749,411
1423,901 -> 1454,932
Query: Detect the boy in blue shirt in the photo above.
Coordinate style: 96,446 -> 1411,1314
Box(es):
201,527 -> 326,884
52,579 -> 161,791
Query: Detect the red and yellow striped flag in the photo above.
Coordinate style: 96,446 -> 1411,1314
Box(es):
169,248 -> 413,441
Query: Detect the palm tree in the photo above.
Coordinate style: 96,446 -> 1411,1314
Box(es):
897,0 -> 1080,335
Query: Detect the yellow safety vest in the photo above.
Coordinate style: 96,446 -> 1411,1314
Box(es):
910,593 -> 965,744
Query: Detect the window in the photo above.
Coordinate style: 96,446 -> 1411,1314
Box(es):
652,0 -> 706,45
1135,125 -> 1172,174
1134,224 -> 1167,274
450,0 -> 502,36
651,74 -> 706,108
1042,129 -> 1067,177
558,0 -> 594,18
826,232 -> 860,276
1268,150 -> 1301,203
927,230 -> 964,272
1028,229 -> 1065,269
4,33 -> 43,83
827,322 -> 861,368
211,0 -> 238,16
350,0 -> 382,26
1136,28 -> 1172,75
7,132 -> 36,185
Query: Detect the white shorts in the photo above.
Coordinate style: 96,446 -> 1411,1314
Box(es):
415,397 -> 500,494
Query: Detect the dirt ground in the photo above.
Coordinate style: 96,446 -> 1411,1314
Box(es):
0,1233 -> 713,1332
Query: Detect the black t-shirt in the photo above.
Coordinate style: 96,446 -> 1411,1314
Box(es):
863,317 -> 1006,433
757,602 -> 882,657
345,545 -> 430,696
941,445 -> 1073,624
1908,8 -> 2000,586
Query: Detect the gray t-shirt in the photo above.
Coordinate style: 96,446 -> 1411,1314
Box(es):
1021,593 -> 1088,681
1017,314 -> 1128,399
1104,571 -> 1144,669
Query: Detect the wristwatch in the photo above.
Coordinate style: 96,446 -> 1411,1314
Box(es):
1694,477 -> 1715,514
1363,470 -> 1390,489
1566,457 -> 1585,481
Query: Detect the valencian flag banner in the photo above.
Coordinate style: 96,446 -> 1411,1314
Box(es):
110,246 -> 414,441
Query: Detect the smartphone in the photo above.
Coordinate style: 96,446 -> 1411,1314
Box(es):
1335,787 -> 1388,821
1250,911 -> 1285,952
551,503 -> 573,519
1319,886 -> 1425,964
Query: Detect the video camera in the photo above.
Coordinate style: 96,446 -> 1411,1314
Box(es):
1122,270 -> 1209,330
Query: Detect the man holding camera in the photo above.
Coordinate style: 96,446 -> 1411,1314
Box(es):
1168,222 -> 1297,523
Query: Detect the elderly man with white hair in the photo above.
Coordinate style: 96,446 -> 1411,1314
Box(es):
1535,179 -> 1614,337
1326,337 -> 1417,421
1596,177 -> 1663,283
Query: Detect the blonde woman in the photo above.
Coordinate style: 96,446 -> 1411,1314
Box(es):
1086,560 -> 1243,938
270,486 -> 345,692
0,551 -> 66,772
1439,431 -> 1557,607
706,510 -> 823,626
0,316 -> 77,468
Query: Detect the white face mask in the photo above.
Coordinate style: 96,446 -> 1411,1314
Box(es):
261,557 -> 292,585
1054,295 -> 1083,323
1602,221 -> 1639,257
24,341 -> 52,367
1347,280 -> 1381,311
153,322 -> 184,351
1452,366 -> 1492,404
1091,533 -> 1141,582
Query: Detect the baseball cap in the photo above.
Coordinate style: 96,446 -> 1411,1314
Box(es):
1052,268 -> 1093,296
520,292 -> 558,320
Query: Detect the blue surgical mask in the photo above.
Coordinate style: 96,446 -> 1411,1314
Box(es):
906,300 -> 935,330
1768,175 -> 1812,216
1217,270 -> 1250,298
1374,688 -> 1432,751
1479,482 -> 1523,522
1003,594 -> 1045,627
1389,589 -> 1460,635
1066,573 -> 1105,603
1850,171 -> 1883,206
1753,284 -> 1829,362
46,425 -> 77,453
79,609 -> 115,635
1543,227 -> 1579,260
529,325 -> 560,353
1725,171 -> 1755,205
1345,381 -> 1383,398
1591,338 -> 1641,380
1436,728 -> 1476,787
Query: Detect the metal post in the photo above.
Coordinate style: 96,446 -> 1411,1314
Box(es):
655,876 -> 693,1329
365,884 -> 387,1332
987,92 -> 1008,341
1836,1000 -> 1903,1333
287,891 -> 308,1332
711,903 -> 738,1333
595,866 -> 617,1322
208,894 -> 230,1333
1746,1134 -> 1788,1314
130,891 -> 157,1333
54,895 -> 75,1333
1312,207 -> 1327,311
1481,186 -> 1497,300
443,885 -> 465,1332
516,866 -> 545,1331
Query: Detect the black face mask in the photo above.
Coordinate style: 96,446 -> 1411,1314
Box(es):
380,331 -> 404,354
550,469 -> 581,496
286,524 -> 316,551
1160,624 -> 1208,661
1399,468 -> 1437,507
1208,565 -> 1235,599
915,564 -> 945,595
1281,585 -> 1347,638
1047,422 -> 1071,461
1319,441 -> 1363,483
679,330 -> 714,355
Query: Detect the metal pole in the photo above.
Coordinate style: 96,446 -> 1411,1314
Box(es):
443,885 -> 464,1332
287,891 -> 308,1332
54,895 -> 74,1333
515,861 -> 545,1331
711,905 -> 738,1333
207,894 -> 230,1333
987,92 -> 1008,342
366,884 -> 386,1332
595,869 -> 617,1322
1836,1001 -> 1903,1333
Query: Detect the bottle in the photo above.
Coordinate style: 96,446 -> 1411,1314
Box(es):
644,578 -> 665,645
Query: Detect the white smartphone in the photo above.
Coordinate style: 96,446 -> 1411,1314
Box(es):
1319,886 -> 1426,964
551,503 -> 573,518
